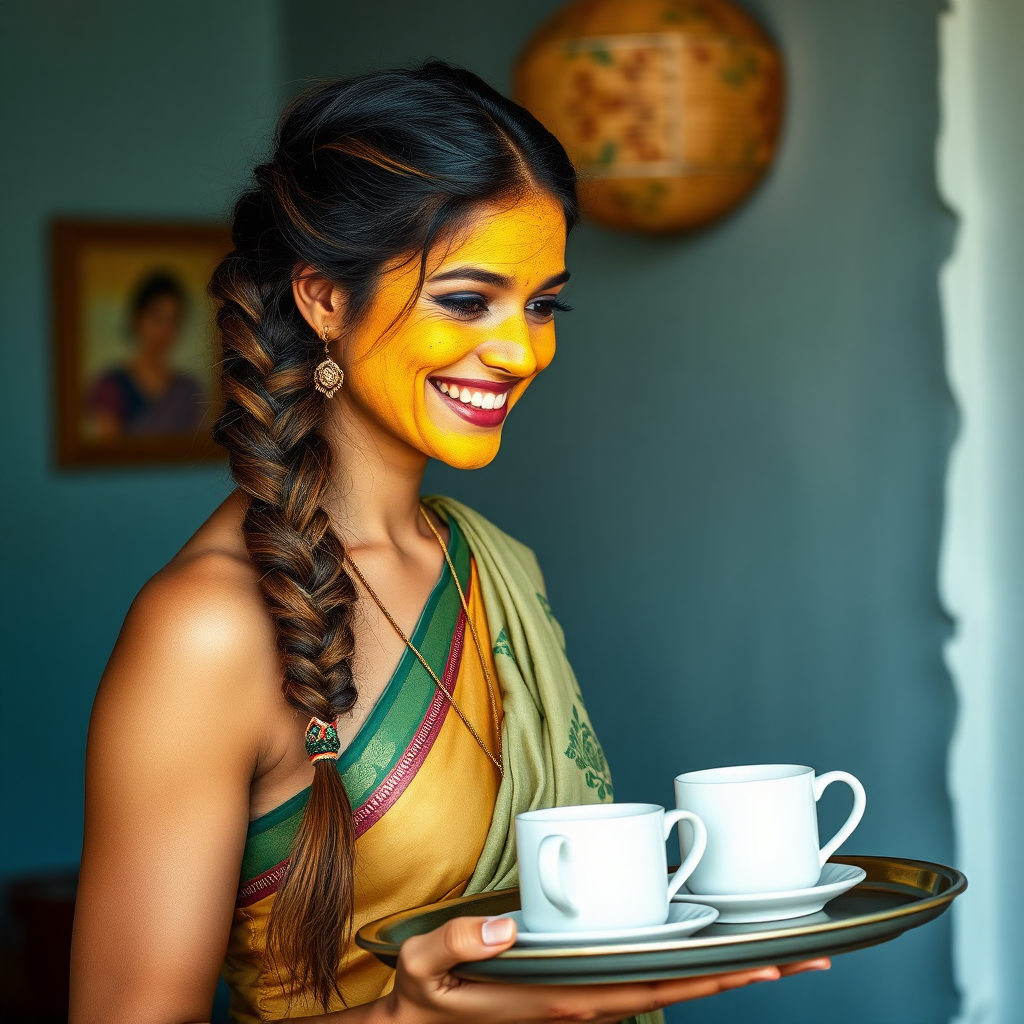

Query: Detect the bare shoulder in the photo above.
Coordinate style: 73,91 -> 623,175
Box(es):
92,492 -> 280,756
75,494 -> 282,1022
134,493 -> 269,657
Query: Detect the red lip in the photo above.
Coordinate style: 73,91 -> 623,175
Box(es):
428,376 -> 518,428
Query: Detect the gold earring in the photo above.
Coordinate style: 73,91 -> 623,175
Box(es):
313,324 -> 344,398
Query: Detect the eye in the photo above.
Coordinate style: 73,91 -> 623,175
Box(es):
432,292 -> 489,318
526,297 -> 573,321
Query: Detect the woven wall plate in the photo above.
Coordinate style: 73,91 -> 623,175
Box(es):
514,0 -> 785,233
356,856 -> 965,984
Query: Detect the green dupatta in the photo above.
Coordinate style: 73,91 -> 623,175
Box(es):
425,497 -> 663,1024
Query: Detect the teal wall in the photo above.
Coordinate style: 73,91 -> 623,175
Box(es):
0,2 -> 958,1022
286,1 -> 957,1022
0,1 -> 278,876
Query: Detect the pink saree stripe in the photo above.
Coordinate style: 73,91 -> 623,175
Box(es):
237,860 -> 289,908
352,605 -> 466,839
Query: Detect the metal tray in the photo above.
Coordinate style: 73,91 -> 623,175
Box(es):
355,856 -> 965,984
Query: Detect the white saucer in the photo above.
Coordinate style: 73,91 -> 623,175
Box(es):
672,862 -> 867,924
502,902 -> 719,947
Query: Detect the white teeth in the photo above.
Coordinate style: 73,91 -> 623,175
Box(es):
436,381 -> 509,411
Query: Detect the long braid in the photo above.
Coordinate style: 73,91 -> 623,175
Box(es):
208,62 -> 579,1010
212,195 -> 357,1005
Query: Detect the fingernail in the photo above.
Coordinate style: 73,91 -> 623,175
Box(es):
481,916 -> 515,945
753,971 -> 780,983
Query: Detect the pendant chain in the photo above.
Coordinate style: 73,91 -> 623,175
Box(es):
344,507 -> 504,777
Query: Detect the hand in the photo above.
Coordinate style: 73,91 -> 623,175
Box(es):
383,916 -> 830,1023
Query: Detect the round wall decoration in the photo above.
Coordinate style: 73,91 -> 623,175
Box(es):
514,0 -> 785,233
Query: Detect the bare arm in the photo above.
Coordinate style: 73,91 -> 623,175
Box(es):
71,558 -> 269,1024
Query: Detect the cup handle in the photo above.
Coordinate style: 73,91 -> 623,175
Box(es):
663,809 -> 707,899
537,834 -> 577,916
814,770 -> 867,866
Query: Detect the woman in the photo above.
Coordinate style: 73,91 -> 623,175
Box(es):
71,64 -> 827,1023
89,271 -> 206,439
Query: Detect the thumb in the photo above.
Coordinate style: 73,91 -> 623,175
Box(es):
400,915 -> 517,980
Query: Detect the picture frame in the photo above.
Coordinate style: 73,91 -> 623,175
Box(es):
51,219 -> 232,467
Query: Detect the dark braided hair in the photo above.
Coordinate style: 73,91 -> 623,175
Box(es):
210,62 -> 578,1008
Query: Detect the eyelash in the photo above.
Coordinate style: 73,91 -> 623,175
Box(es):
529,298 -> 574,318
432,294 -> 573,320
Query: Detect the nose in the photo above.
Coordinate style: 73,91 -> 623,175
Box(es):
477,313 -> 538,378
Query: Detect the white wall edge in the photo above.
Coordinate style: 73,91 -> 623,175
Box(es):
939,1 -> 999,1021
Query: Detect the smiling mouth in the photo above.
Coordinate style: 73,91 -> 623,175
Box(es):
429,376 -> 517,427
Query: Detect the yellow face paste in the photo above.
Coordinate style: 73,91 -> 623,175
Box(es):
337,190 -> 569,469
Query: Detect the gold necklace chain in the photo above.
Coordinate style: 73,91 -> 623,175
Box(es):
417,507 -> 504,754
344,508 -> 504,777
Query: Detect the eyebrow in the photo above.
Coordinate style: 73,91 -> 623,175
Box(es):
428,267 -> 571,292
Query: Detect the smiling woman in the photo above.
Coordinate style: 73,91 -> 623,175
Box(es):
70,62 -> 823,1024
318,193 -> 571,470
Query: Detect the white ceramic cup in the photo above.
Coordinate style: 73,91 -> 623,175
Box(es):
515,803 -> 707,933
673,764 -> 866,895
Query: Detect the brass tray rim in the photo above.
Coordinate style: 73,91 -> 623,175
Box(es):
356,855 -> 966,962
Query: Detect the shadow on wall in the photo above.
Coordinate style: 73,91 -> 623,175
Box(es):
0,871 -> 77,1024
0,870 -> 232,1024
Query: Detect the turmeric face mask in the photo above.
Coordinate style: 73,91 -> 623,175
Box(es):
337,191 -> 569,470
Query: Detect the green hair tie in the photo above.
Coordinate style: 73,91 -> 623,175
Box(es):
305,717 -> 341,763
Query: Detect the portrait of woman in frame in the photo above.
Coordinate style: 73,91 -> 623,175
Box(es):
51,220 -> 230,467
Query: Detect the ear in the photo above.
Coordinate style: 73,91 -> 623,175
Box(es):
292,268 -> 347,336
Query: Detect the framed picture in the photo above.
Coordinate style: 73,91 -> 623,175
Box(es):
52,220 -> 232,467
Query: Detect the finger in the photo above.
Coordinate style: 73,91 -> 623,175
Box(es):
778,957 -> 831,976
400,915 -> 517,981
648,965 -> 783,1002
550,968 -> 785,1018
429,968 -> 783,1024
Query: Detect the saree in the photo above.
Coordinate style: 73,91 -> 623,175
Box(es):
223,517 -> 500,1019
222,502 -> 661,1024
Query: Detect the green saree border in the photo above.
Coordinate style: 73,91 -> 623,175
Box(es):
238,516 -> 470,888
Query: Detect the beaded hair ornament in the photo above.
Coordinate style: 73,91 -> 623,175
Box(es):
305,717 -> 341,763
